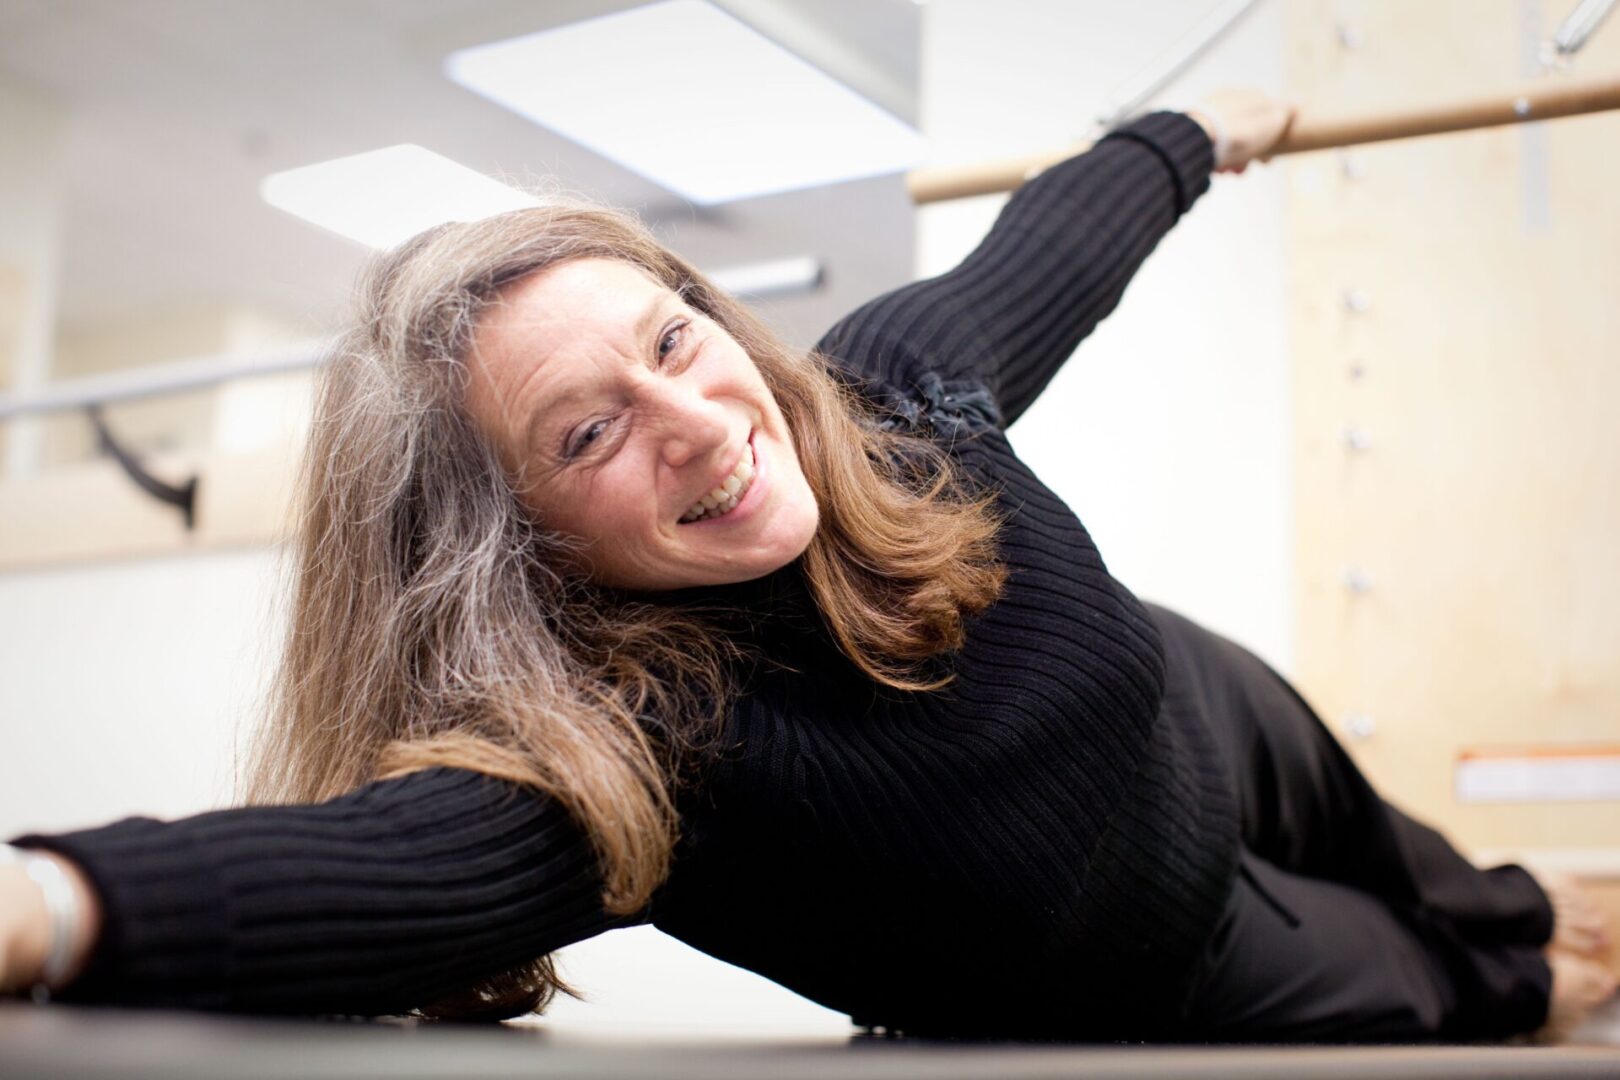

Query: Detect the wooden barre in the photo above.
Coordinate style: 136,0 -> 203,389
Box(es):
906,72 -> 1620,205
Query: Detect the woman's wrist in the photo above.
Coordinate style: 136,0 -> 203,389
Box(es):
1,857 -> 51,994
1,846 -> 102,998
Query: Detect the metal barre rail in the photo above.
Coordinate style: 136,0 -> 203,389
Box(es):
0,342 -> 331,422
0,258 -> 825,422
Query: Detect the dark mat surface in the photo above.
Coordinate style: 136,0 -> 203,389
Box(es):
4,1003 -> 1620,1080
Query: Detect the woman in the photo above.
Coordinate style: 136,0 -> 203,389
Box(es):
2,90 -> 1613,1041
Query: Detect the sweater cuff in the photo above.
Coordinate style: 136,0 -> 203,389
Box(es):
1100,111 -> 1215,215
13,818 -> 235,1008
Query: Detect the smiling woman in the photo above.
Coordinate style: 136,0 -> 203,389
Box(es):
5,101 -> 1604,1045
462,257 -> 822,590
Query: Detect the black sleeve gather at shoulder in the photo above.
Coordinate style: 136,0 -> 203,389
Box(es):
11,767 -> 634,1016
816,111 -> 1214,430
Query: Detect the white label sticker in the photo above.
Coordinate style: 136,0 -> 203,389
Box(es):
1456,755 -> 1620,804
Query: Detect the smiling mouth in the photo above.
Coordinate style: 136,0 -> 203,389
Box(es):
679,438 -> 757,523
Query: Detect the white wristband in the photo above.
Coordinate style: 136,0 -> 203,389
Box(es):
1,843 -> 83,1001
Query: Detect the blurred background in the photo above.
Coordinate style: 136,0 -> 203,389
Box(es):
0,0 -> 1616,1039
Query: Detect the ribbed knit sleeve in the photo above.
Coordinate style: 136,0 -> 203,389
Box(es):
816,111 -> 1213,428
11,767 -> 628,1015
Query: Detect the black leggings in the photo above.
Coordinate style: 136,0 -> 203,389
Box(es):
1148,605 -> 1554,1042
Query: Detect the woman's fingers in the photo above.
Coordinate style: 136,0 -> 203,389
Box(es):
1256,101 -> 1299,164
1191,88 -> 1297,171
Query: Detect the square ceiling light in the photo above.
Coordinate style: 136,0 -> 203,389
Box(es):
260,144 -> 540,249
445,0 -> 923,205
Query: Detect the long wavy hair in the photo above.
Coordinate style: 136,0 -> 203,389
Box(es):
245,200 -> 1006,1020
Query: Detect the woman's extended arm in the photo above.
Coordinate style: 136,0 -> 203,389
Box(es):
2,767 -> 630,1015
816,92 -> 1292,429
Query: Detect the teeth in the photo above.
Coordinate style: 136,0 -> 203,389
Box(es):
680,442 -> 757,523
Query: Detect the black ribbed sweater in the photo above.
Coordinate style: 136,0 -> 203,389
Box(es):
19,113 -> 1239,1039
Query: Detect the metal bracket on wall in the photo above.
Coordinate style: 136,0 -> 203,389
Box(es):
86,405 -> 198,531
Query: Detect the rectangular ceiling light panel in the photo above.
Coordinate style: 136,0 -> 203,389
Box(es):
445,0 -> 922,205
260,144 -> 540,250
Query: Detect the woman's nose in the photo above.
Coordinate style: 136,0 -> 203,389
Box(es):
653,385 -> 730,469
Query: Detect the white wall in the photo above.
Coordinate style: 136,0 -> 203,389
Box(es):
0,549 -> 280,834
0,0 -> 1291,1038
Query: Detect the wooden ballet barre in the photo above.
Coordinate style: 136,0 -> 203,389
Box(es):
907,72 -> 1620,204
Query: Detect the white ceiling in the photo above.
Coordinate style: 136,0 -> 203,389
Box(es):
0,0 -> 921,348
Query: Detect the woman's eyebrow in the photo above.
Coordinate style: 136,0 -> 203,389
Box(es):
524,385 -> 574,455
633,292 -> 670,343
515,358 -> 572,453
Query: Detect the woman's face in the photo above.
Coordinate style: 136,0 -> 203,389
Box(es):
464,257 -> 820,591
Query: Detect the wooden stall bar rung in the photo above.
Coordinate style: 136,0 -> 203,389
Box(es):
907,72 -> 1620,204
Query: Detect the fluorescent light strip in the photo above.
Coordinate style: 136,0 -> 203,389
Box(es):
445,0 -> 923,205
706,256 -> 823,299
261,144 -> 540,249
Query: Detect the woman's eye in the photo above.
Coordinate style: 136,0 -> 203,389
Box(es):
568,418 -> 611,460
658,321 -> 688,362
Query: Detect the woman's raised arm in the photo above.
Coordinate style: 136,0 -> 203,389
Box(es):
3,767 -> 631,1015
816,92 -> 1292,429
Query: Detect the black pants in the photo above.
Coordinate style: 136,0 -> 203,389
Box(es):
1148,605 -> 1555,1042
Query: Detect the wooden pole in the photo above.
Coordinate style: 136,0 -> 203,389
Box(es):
906,72 -> 1620,205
